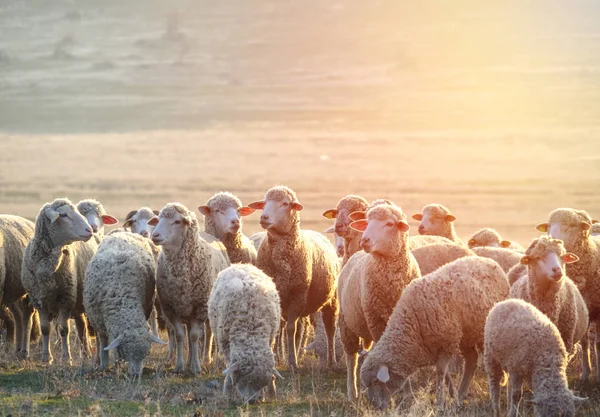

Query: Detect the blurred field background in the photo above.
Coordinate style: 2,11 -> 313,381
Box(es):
2,0 -> 600,415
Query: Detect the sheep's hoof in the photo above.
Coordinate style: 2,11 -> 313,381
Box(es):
173,363 -> 185,374
190,363 -> 201,375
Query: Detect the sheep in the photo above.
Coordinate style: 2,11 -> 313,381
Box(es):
123,207 -> 159,239
198,192 -> 257,264
249,186 -> 339,370
507,263 -> 527,286
510,237 -> 588,363
411,242 -> 475,276
322,195 -> 369,266
323,226 -> 345,258
360,256 -> 509,410
0,215 -> 37,357
411,203 -> 464,245
76,199 -> 118,242
249,232 -> 265,252
468,228 -> 524,251
591,222 -> 600,237
536,207 -> 600,380
484,299 -> 586,417
208,264 -> 282,403
83,231 -> 167,376
338,202 -> 421,400
471,246 -> 522,273
21,198 -> 98,364
149,202 -> 229,374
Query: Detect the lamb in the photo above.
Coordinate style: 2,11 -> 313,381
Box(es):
76,199 -> 118,242
510,237 -> 588,361
83,231 -> 167,376
249,186 -> 339,370
468,228 -> 524,251
484,299 -> 586,417
411,242 -> 475,276
412,203 -> 464,245
0,215 -> 36,357
21,198 -> 98,364
123,207 -> 160,239
360,256 -> 509,410
338,202 -> 421,400
198,192 -> 257,264
208,264 -> 282,403
322,195 -> 369,266
536,207 -> 600,380
471,246 -> 522,273
149,202 -> 229,374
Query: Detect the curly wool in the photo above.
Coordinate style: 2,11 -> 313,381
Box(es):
468,228 -> 502,248
331,195 -> 369,266
472,246 -> 522,273
416,204 -> 464,245
411,242 -> 475,276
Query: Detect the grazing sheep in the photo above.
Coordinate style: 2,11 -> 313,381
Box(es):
472,246 -> 522,273
76,199 -> 118,242
411,242 -> 475,276
209,264 -> 282,403
484,299 -> 586,417
510,237 -> 588,362
360,256 -> 509,410
507,263 -> 527,286
21,199 -> 98,364
412,203 -> 464,245
338,202 -> 421,400
149,202 -> 229,374
322,195 -> 369,266
198,192 -> 257,264
249,186 -> 339,370
83,232 -> 167,376
123,207 -> 159,239
536,207 -> 600,380
468,228 -> 524,251
0,215 -> 36,357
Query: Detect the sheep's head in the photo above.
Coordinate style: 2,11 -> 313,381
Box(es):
198,192 -> 255,239
536,208 -> 593,250
76,199 -> 118,235
350,202 -> 409,257
591,221 -> 600,237
360,360 -> 406,410
322,195 -> 368,238
249,186 -> 303,235
520,236 -> 578,282
123,207 -> 159,238
468,228 -> 503,248
412,203 -> 455,236
148,203 -> 198,249
104,331 -> 167,378
38,198 -> 94,245
531,390 -> 586,417
222,356 -> 283,404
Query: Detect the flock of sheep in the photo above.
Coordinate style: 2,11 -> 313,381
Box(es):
1,185 -> 600,416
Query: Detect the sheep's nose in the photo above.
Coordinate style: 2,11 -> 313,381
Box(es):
552,267 -> 561,274
231,219 -> 240,226
261,214 -> 269,221
418,225 -> 425,233
140,230 -> 150,238
152,232 -> 160,239
91,225 -> 98,233
335,223 -> 345,233
85,227 -> 93,235
360,237 -> 370,246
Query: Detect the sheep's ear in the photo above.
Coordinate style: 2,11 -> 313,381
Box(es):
322,209 -> 338,219
147,216 -> 159,227
536,223 -> 549,233
45,208 -> 60,223
444,214 -> 456,223
323,226 -> 335,234
223,362 -> 239,375
125,210 -> 138,221
573,394 -> 588,403
148,333 -> 168,345
273,368 -> 284,380
563,253 -> 579,264
593,220 -> 599,224
377,365 -> 390,383
412,213 -> 423,221
520,256 -> 530,265
248,201 -> 265,210
101,214 -> 118,225
468,239 -> 476,247
500,240 -> 512,248
397,220 -> 409,233
580,221 -> 591,231
123,219 -> 133,228
153,210 -> 160,216
350,219 -> 368,232
349,211 -> 366,221
197,206 -> 211,216
239,207 -> 255,216
291,202 -> 304,211
104,334 -> 124,351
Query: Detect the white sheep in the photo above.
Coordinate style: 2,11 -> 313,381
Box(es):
123,207 -> 160,239
471,246 -> 522,273
468,227 -> 524,251
411,203 -> 464,245
591,222 -> 600,237
360,256 -> 509,410
411,242 -> 475,276
484,299 -> 586,417
249,186 -> 339,370
338,202 -> 421,400
323,226 -> 345,258
149,202 -> 229,374
198,192 -> 257,264
510,237 -> 588,363
76,199 -> 118,242
83,232 -> 167,376
21,198 -> 98,364
208,264 -> 282,403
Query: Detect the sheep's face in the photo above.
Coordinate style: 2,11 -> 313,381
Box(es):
252,196 -> 303,234
360,363 -> 404,410
537,209 -> 592,249
521,249 -> 578,282
150,211 -> 189,248
45,204 -> 93,243
200,205 -> 253,238
124,209 -> 157,238
533,393 -> 576,417
412,208 -> 455,236
352,217 -> 409,256
224,360 -> 277,404
83,212 -> 118,235
119,337 -> 150,378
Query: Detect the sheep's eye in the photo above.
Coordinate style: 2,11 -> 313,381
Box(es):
59,213 -> 68,218
174,220 -> 181,225
386,222 -> 394,227
282,202 -> 289,207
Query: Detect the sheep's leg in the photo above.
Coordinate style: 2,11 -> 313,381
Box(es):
39,310 -> 53,364
10,305 -> 24,355
444,373 -> 455,399
98,333 -> 109,370
58,310 -> 72,364
581,329 -> 591,381
435,354 -> 452,410
485,359 -> 503,417
321,302 -> 338,368
188,321 -> 202,375
595,319 -> 600,382
274,320 -> 286,365
457,347 -> 478,404
149,305 -> 160,337
74,314 -> 91,359
167,324 -> 176,361
286,316 -> 299,370
19,302 -> 34,359
203,321 -> 213,366
295,317 -> 307,361
507,374 -> 523,417
173,319 -> 185,373
266,376 -> 277,400
223,373 -> 234,396
339,313 -> 360,400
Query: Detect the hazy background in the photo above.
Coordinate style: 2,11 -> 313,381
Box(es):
1,0 -> 600,244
